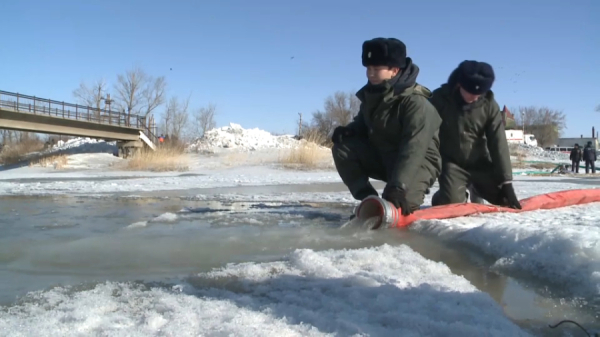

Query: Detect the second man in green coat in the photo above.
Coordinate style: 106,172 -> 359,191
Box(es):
429,60 -> 521,209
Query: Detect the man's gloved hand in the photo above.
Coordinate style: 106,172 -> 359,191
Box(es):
331,126 -> 355,144
500,183 -> 521,209
382,185 -> 413,216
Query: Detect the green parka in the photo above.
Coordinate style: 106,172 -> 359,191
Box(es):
346,59 -> 442,189
429,83 -> 513,183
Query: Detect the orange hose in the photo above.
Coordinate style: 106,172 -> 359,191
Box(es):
388,188 -> 600,228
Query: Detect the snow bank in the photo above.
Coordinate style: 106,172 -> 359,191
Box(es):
0,245 -> 529,337
48,137 -> 117,155
188,123 -> 301,152
511,143 -> 567,162
61,153 -> 121,170
411,202 -> 600,298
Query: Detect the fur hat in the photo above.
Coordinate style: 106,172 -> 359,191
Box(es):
456,60 -> 495,95
362,38 -> 407,69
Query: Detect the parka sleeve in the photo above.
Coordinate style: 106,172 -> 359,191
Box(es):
345,107 -> 368,136
388,96 -> 441,189
485,100 -> 513,183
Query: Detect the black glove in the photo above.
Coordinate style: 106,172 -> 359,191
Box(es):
500,183 -> 522,209
331,126 -> 355,144
382,185 -> 413,216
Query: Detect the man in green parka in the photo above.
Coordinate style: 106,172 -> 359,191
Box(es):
331,37 -> 442,216
429,60 -> 521,209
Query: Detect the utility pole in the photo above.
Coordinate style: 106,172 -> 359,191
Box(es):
521,111 -> 525,140
101,93 -> 114,124
298,112 -> 302,137
103,93 -> 114,111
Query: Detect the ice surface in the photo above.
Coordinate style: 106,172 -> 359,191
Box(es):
0,245 -> 530,337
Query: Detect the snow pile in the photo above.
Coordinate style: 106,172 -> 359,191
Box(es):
0,245 -> 529,336
61,153 -> 122,170
411,202 -> 600,298
48,137 -> 117,154
515,143 -> 569,162
188,123 -> 301,152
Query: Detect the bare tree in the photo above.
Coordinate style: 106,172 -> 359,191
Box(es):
306,91 -> 360,144
309,111 -> 336,141
0,130 -> 17,144
172,97 -> 190,141
194,103 -> 217,138
114,67 -> 167,124
324,91 -> 360,127
513,106 -> 566,147
161,96 -> 190,141
73,79 -> 107,120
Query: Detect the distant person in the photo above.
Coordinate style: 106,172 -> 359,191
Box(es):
429,60 -> 521,210
583,141 -> 596,174
570,143 -> 582,173
159,134 -> 165,145
331,37 -> 441,216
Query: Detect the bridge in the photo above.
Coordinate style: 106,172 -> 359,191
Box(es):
0,90 -> 157,157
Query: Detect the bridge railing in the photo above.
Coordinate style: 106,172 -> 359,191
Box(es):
144,124 -> 159,145
0,90 -> 148,130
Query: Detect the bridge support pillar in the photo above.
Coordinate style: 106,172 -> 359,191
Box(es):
116,140 -> 143,159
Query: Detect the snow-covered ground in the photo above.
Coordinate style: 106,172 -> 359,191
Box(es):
0,245 -> 529,337
411,202 -> 600,299
1,124 -> 600,336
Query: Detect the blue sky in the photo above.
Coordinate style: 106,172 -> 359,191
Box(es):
1,0 -> 598,137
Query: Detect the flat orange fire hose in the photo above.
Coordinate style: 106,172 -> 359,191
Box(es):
355,188 -> 600,228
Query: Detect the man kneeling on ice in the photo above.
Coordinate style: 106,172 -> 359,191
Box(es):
429,60 -> 521,209
331,37 -> 442,216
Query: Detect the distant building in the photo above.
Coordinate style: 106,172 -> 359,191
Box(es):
551,127 -> 599,152
501,106 -> 516,129
556,137 -> 597,149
